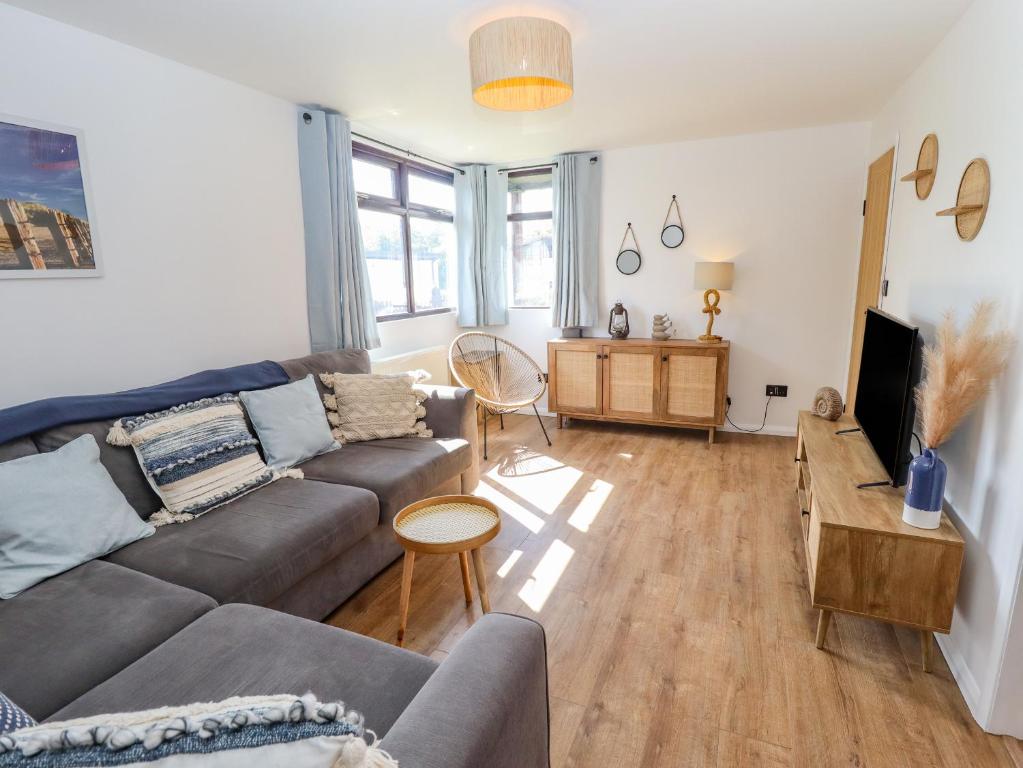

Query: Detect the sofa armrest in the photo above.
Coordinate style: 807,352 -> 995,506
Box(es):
380,613 -> 549,768
419,385 -> 479,492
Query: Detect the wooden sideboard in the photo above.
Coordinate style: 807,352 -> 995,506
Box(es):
794,411 -> 964,671
547,338 -> 729,443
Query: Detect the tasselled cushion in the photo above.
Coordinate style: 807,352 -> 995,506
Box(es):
0,694 -> 395,767
319,372 -> 433,444
107,395 -> 298,526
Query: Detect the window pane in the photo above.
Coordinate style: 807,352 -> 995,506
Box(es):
409,172 -> 454,212
508,218 -> 554,307
410,217 -> 455,310
359,208 -> 408,316
353,157 -> 396,199
508,171 -> 553,214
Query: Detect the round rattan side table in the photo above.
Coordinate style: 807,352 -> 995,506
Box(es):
392,494 -> 501,647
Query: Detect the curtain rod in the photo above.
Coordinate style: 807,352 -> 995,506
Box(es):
351,131 -> 465,175
497,156 -> 599,173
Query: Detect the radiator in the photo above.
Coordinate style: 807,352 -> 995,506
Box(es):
370,345 -> 451,385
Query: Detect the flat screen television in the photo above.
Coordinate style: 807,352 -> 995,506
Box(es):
853,308 -> 922,486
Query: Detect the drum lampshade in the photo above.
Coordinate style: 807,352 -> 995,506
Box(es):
469,17 -> 573,112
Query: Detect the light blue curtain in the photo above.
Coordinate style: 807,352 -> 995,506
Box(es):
297,109 -> 380,351
552,153 -> 601,329
454,165 -> 508,327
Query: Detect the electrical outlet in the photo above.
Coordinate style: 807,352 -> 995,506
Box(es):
766,384 -> 788,397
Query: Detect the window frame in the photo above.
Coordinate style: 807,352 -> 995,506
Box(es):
507,169 -> 555,309
353,143 -> 455,321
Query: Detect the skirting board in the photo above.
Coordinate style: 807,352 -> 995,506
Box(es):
936,632 -> 989,731
520,409 -> 795,438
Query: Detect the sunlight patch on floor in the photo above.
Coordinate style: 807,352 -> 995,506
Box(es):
567,479 -> 613,532
518,539 -> 574,612
487,447 -> 582,515
475,480 -> 545,533
496,549 -> 523,578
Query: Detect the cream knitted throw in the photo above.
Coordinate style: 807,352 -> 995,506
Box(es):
320,372 -> 433,444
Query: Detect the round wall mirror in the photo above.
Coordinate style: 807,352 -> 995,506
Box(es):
660,195 -> 685,248
661,224 -> 684,248
616,249 -> 641,275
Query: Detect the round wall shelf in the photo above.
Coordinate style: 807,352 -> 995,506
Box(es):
900,133 -> 938,200
936,158 -> 990,242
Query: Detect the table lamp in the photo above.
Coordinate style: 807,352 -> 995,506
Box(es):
693,261 -> 734,342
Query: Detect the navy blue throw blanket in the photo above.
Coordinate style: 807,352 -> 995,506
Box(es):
0,361 -> 290,445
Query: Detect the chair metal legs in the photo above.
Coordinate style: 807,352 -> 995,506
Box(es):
534,404 -> 552,447
480,404 -> 552,462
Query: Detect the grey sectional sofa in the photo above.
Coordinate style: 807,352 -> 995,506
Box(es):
0,349 -> 549,768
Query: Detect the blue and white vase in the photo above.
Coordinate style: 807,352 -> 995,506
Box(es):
903,448 -> 947,529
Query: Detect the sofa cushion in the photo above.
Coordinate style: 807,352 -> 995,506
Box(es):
298,437 -> 472,525
0,560 -> 216,721
110,394 -> 277,524
0,437 -> 37,464
0,692 -> 36,732
0,434 -> 155,599
104,479 -> 379,606
50,604 -> 439,738
278,350 -> 371,398
239,375 -> 339,471
33,421 -> 162,520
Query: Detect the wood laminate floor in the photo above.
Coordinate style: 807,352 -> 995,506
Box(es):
327,414 -> 1023,767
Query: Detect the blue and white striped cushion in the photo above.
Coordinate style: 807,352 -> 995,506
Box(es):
109,395 -> 276,524
0,694 -> 395,767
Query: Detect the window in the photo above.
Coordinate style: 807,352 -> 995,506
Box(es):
353,145 -> 456,319
507,171 -> 554,308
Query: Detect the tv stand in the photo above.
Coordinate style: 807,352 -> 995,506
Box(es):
794,411 -> 964,671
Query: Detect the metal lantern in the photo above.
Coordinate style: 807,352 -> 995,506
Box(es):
608,302 -> 630,339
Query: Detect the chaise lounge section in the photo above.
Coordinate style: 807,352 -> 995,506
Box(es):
0,349 -> 549,767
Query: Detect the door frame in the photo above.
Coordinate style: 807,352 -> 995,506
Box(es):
846,144 -> 897,413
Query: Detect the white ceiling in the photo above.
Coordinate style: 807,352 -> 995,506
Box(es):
7,0 -> 972,163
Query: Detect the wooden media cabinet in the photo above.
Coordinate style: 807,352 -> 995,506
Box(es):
794,411 -> 964,671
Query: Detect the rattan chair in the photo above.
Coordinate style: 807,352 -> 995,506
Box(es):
448,332 -> 552,460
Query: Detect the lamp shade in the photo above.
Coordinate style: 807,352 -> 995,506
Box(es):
694,261 -> 735,290
469,17 -> 573,111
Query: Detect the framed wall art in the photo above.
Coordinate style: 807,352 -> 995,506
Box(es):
0,115 -> 101,278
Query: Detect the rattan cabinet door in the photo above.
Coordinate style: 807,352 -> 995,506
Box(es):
659,347 -> 724,425
603,346 -> 661,419
548,341 -> 603,414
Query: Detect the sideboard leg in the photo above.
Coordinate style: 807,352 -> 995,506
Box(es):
708,427 -> 716,445
815,609 -> 832,650
557,414 -> 564,429
921,630 -> 933,673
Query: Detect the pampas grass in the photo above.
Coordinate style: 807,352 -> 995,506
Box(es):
917,301 -> 1014,448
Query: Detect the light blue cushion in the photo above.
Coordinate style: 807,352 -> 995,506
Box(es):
0,434 -> 154,599
239,375 -> 340,471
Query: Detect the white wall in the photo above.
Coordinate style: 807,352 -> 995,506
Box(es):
463,124 -> 871,430
0,4 -> 309,408
867,0 -> 1023,737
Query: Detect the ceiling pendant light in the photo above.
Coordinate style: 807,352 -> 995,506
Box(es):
469,17 -> 573,111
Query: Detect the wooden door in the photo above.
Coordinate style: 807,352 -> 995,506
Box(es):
548,341 -> 603,414
603,345 -> 661,419
659,347 -> 725,425
847,147 -> 895,412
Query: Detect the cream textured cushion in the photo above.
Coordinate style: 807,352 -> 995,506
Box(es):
320,372 -> 432,444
